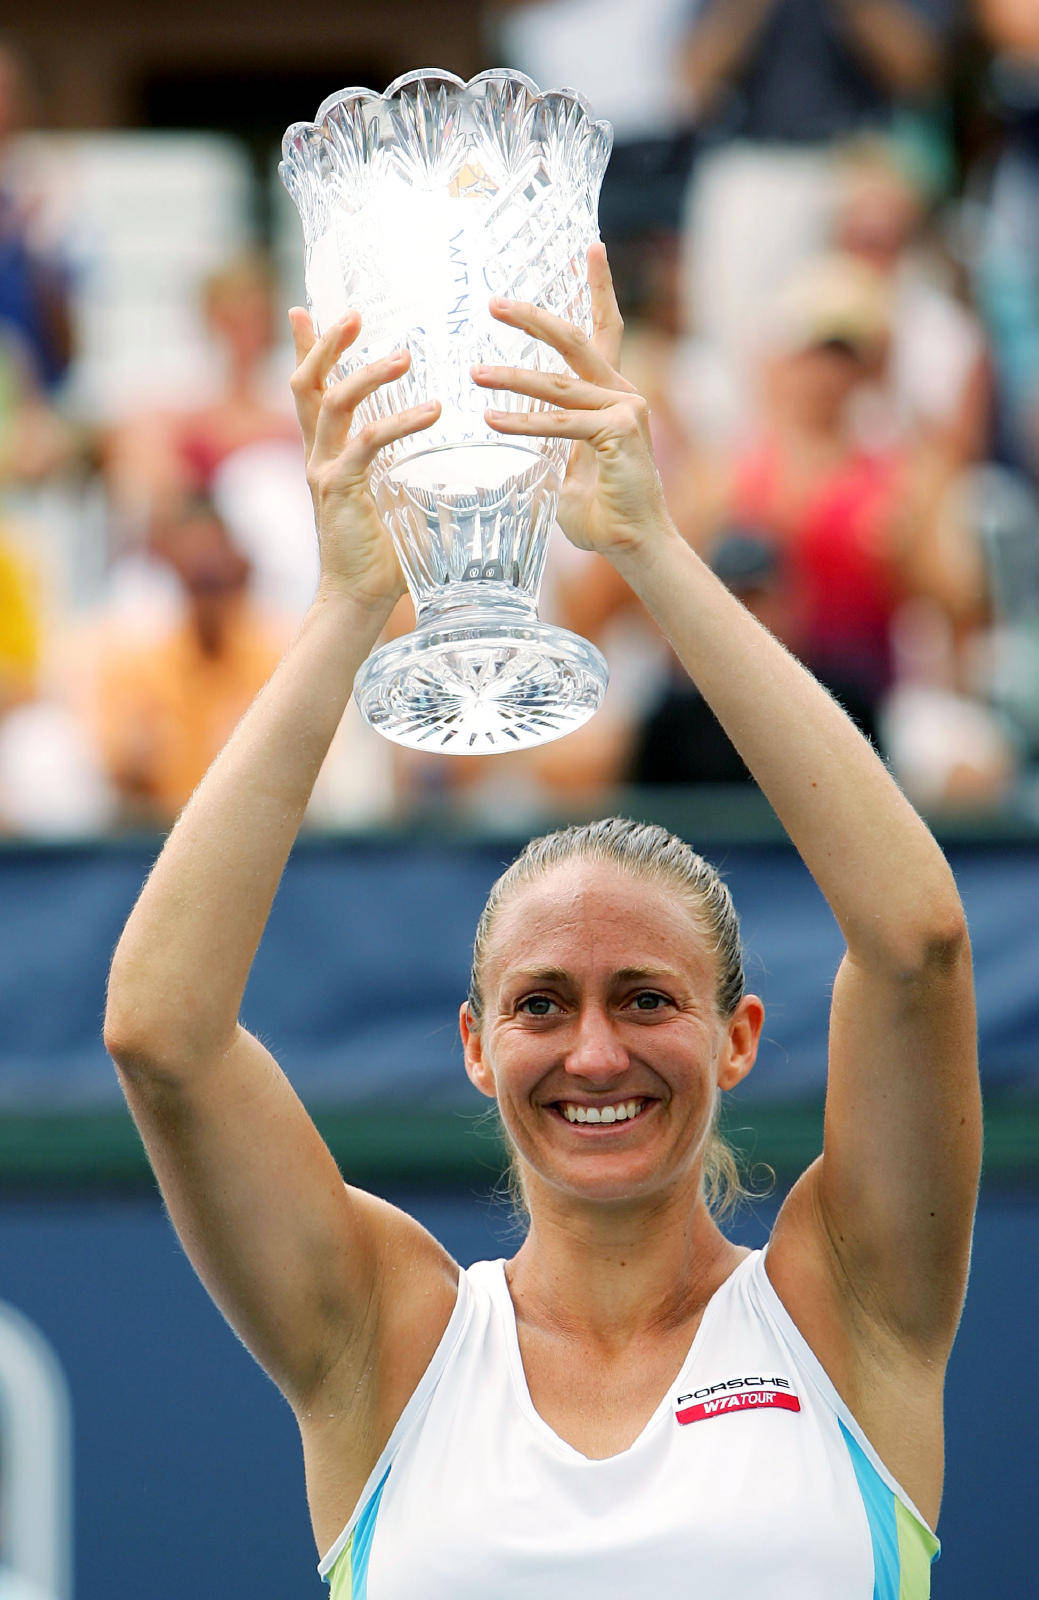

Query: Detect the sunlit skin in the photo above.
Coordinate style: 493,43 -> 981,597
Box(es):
461,859 -> 764,1346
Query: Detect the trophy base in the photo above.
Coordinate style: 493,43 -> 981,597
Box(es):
354,617 -> 609,754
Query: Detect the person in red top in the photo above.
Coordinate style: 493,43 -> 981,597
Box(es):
725,252 -> 923,741
730,424 -> 903,738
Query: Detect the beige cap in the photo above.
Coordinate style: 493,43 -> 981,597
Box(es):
764,253 -> 892,357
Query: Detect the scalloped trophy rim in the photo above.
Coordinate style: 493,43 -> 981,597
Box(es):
280,66 -> 614,170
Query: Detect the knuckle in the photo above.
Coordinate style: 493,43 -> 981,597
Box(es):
326,381 -> 354,412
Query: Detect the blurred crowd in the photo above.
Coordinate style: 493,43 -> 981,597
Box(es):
3,1 -> 1039,834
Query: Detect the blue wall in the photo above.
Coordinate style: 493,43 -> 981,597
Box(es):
4,836 -> 1039,1115
0,1182 -> 1033,1599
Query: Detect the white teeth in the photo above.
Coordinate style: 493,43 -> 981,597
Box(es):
559,1100 -> 645,1125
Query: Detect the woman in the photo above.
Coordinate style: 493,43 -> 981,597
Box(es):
104,246 -> 980,1597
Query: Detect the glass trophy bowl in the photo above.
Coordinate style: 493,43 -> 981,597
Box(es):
280,69 -> 613,754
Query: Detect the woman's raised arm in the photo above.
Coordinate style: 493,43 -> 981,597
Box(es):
475,247 -> 981,1370
103,315 -> 458,1431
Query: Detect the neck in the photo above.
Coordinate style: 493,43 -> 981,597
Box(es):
506,1176 -> 741,1353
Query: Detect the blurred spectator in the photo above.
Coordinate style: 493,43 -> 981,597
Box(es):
0,42 -> 82,505
678,0 -> 958,405
880,593 -> 1018,809
0,332 -> 79,492
683,0 -> 954,142
490,0 -> 706,328
77,497 -> 290,826
0,511 -> 40,720
949,461 -> 1039,766
0,40 -> 72,395
731,257 -> 923,733
973,0 -> 1039,475
103,251 -> 314,611
832,135 -> 992,463
630,532 -> 792,784
491,0 -> 704,237
697,253 -> 963,743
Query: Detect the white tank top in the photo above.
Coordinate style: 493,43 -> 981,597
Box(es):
319,1249 -> 939,1599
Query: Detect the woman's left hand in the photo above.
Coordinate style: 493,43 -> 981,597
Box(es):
471,243 -> 674,562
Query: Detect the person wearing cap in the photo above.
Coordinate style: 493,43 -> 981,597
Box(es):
716,251 -> 940,744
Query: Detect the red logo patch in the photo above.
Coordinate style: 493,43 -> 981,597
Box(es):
676,1389 -> 801,1425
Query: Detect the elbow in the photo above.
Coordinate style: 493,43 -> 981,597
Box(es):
886,905 -> 971,983
104,974 -> 197,1086
848,882 -> 970,981
104,957 -> 157,1075
103,1004 -> 169,1083
104,988 -> 236,1087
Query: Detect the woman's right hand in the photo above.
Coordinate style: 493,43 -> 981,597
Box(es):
289,308 -> 441,614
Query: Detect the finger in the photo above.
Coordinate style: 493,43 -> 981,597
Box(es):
484,401 -> 640,443
333,401 -> 441,477
289,311 -> 362,446
488,297 -> 620,387
311,350 -> 412,462
472,363 -> 633,410
587,243 -> 625,369
288,307 -> 315,367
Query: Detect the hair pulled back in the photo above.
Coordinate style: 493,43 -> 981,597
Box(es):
467,817 -> 751,1220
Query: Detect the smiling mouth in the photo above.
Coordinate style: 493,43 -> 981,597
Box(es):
550,1099 -> 654,1128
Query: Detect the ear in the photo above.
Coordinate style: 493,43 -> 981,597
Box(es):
460,1002 -> 498,1100
717,994 -> 764,1092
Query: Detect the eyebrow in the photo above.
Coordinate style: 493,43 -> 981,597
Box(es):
505,965 -> 687,988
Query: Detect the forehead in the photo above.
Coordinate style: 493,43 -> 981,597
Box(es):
482,859 -> 715,990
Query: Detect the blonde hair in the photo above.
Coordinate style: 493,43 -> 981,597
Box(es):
467,817 -> 752,1221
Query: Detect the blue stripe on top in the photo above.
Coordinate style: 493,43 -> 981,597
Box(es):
838,1419 -> 900,1600
351,1466 -> 392,1600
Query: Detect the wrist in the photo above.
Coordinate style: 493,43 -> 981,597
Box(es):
313,575 -> 401,629
604,517 -> 689,591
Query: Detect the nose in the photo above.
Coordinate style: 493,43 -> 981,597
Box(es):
563,1003 -> 630,1084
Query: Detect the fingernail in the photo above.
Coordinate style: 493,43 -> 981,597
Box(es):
486,408 -> 506,420
471,364 -> 488,377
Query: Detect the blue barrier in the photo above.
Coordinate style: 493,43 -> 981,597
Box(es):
1,833 -> 1038,1113
0,1183 -> 1033,1600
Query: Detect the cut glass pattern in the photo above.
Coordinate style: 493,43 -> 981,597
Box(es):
281,69 -> 612,753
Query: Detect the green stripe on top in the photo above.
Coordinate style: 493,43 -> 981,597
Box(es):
327,1468 -> 392,1600
895,1499 -> 940,1599
838,1420 -> 939,1599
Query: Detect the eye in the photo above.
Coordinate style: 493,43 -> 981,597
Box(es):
516,994 -> 560,1017
629,991 -> 671,1012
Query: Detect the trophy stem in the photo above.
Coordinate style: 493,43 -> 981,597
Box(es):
353,595 -> 608,755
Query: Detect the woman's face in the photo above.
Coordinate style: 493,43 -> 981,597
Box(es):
461,860 -> 761,1211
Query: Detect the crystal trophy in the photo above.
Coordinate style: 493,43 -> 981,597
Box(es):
280,69 -> 613,753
